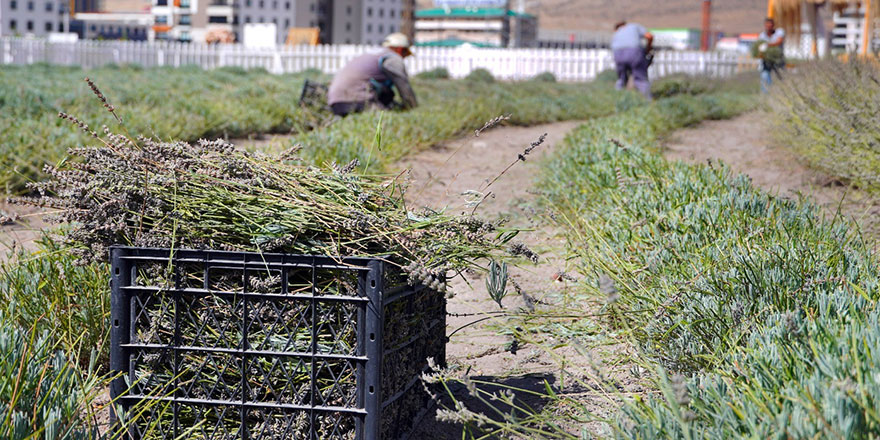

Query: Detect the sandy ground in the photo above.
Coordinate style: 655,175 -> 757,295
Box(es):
0,201 -> 49,263
663,112 -> 880,236
399,121 -> 640,439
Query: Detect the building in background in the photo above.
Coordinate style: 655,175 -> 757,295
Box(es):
536,29 -> 611,49
1,1 -> 70,37
414,6 -> 536,47
77,0 -> 151,40
649,28 -> 702,51
832,4 -> 878,53
145,0 -> 402,45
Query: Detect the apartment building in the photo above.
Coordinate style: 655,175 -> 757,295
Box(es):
1,0 -> 70,36
414,6 -> 536,48
77,0 -> 152,40
145,0 -> 402,45
235,0 -> 326,44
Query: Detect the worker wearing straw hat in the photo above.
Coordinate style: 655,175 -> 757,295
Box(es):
328,33 -> 418,117
611,20 -> 654,99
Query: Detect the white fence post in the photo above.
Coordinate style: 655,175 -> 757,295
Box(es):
2,40 -> 10,64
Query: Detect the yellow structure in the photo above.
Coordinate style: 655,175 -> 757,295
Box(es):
768,0 -> 877,55
286,28 -> 320,46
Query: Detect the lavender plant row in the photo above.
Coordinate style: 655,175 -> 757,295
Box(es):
542,93 -> 880,438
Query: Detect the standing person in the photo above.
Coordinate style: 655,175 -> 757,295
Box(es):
757,17 -> 785,93
611,21 -> 654,99
327,33 -> 418,117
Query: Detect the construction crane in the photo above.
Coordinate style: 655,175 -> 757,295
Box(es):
767,0 -> 877,56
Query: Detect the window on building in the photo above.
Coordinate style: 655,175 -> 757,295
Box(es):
345,38 -> 351,44
58,22 -> 64,32
390,9 -> 395,18
378,8 -> 383,18
90,24 -> 96,31
366,23 -> 372,32
346,5 -> 351,15
284,18 -> 289,27
366,7 -> 372,17
10,1 -> 17,10
28,1 -> 35,11
45,2 -> 52,12
285,1 -> 290,10
179,14 -> 191,25
45,21 -> 52,31
389,24 -> 394,32
9,20 -> 17,30
245,0 -> 251,6
209,15 -> 228,23
272,0 -> 277,8
378,24 -> 383,33
156,0 -> 167,5
245,16 -> 251,23
258,0 -> 264,7
180,0 -> 190,7
155,15 -> 168,24
27,20 -> 34,31
310,3 -> 314,12
345,22 -> 351,31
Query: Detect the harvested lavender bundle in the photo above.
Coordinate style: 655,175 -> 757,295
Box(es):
12,122 -> 517,284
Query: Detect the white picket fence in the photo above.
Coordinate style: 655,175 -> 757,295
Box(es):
0,37 -> 758,81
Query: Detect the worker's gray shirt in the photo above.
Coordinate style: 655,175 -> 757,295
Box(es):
327,49 -> 418,109
611,23 -> 647,51
758,29 -> 785,45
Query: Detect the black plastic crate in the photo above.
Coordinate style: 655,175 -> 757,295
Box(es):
109,247 -> 445,440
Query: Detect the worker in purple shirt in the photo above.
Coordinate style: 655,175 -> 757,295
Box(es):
328,33 -> 418,117
611,21 -> 654,99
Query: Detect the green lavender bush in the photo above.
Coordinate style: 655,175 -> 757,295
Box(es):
540,93 -> 880,437
0,64 -> 323,193
290,79 -> 634,168
771,59 -> 880,191
0,321 -> 103,440
0,236 -> 110,370
1,64 -> 643,193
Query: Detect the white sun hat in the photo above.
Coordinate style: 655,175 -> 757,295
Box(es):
382,32 -> 414,55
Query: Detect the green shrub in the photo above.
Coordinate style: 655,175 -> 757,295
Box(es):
465,68 -> 495,83
531,72 -> 557,83
595,69 -> 619,84
771,59 -> 880,191
0,65 -> 324,193
290,79 -> 641,169
0,321 -> 102,440
650,74 -> 712,98
416,67 -> 451,80
0,236 -> 110,370
539,91 -> 880,437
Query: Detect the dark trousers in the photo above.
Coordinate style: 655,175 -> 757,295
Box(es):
330,101 -> 367,117
613,47 -> 652,99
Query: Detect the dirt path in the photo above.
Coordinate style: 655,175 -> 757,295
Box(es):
398,121 -> 638,439
0,202 -> 48,263
663,112 -> 880,235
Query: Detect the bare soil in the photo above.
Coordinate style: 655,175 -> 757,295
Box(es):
663,112 -> 880,236
399,121 -> 640,439
0,202 -> 49,263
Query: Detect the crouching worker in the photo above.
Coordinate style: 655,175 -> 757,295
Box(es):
328,33 -> 418,117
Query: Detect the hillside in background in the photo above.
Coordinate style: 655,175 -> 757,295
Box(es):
419,0 -> 773,35
535,0 -> 768,34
